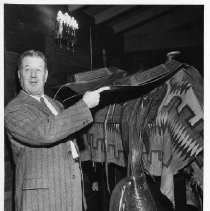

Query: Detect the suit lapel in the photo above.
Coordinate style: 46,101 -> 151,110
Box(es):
18,90 -> 53,116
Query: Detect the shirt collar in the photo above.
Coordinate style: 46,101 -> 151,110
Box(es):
30,95 -> 45,102
22,90 -> 45,102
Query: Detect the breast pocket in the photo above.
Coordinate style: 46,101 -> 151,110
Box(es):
22,178 -> 49,190
21,179 -> 51,211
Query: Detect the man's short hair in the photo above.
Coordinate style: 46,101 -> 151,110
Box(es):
18,50 -> 47,70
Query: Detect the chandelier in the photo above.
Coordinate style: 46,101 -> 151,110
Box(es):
54,11 -> 79,52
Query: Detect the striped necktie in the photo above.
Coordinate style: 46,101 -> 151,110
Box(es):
40,96 -> 58,116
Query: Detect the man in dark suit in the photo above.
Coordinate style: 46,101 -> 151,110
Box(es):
4,50 -> 109,211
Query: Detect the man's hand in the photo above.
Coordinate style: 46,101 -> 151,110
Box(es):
82,86 -> 110,108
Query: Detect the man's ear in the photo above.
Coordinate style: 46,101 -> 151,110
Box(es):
45,69 -> 48,82
18,70 -> 20,80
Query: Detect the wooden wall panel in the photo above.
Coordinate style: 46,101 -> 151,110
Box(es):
45,37 -> 91,86
4,51 -> 20,105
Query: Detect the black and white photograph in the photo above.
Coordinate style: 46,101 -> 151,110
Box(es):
3,2 -> 206,211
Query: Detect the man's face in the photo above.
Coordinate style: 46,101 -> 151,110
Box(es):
18,56 -> 48,97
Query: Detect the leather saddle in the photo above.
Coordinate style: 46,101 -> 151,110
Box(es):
109,59 -> 186,211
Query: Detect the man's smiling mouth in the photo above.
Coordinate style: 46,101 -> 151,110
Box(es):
30,81 -> 38,86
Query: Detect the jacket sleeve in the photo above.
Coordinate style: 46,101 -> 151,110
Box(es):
5,99 -> 93,146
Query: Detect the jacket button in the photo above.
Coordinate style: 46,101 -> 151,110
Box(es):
68,151 -> 71,155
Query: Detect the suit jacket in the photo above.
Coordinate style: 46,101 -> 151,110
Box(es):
4,90 -> 93,211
